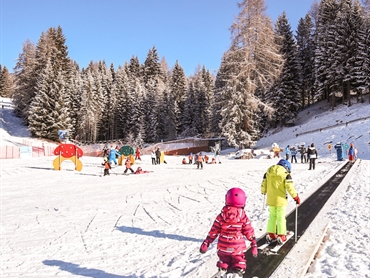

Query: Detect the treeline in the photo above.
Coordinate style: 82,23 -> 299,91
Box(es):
1,0 -> 369,148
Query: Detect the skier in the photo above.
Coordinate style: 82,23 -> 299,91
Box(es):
108,146 -> 118,166
197,152 -> 204,170
123,157 -> 134,175
285,145 -> 291,161
307,143 -> 318,170
182,158 -> 187,164
334,142 -> 344,161
151,150 -> 156,165
101,157 -> 111,176
261,159 -> 300,244
134,166 -> 150,174
348,143 -> 356,162
199,188 -> 258,277
155,148 -> 161,165
299,145 -> 307,163
188,153 -> 193,164
135,147 -> 142,161
290,147 -> 297,163
215,148 -> 221,164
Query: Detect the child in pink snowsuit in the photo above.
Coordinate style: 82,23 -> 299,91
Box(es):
200,188 -> 258,277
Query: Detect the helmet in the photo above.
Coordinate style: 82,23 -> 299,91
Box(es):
225,188 -> 246,208
277,159 -> 292,173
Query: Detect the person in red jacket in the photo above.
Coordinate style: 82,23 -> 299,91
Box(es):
135,147 -> 142,161
199,188 -> 258,277
102,157 -> 111,176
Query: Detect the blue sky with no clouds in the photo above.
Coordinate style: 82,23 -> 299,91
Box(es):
0,0 -> 316,76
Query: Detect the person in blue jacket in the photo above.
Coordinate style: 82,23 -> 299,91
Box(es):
285,145 -> 291,161
108,146 -> 118,166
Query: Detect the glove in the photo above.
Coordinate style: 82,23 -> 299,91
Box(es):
294,194 -> 301,205
251,240 -> 258,257
200,241 -> 209,254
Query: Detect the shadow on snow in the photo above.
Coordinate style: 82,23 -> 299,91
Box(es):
116,225 -> 202,243
43,260 -> 135,278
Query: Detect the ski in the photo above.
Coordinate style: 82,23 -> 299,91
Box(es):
270,231 -> 294,253
258,231 -> 294,254
210,272 -> 242,278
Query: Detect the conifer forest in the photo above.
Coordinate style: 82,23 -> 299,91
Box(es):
1,0 -> 369,148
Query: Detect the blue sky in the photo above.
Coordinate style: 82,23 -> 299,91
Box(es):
0,0 -> 315,76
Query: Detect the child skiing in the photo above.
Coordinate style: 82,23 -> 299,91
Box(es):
123,157 -> 134,175
102,157 -> 111,176
261,159 -> 300,244
200,188 -> 258,277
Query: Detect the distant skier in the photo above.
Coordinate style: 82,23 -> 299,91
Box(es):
261,159 -> 300,244
290,147 -> 297,163
155,148 -> 161,165
307,143 -> 318,170
108,146 -> 118,166
123,157 -> 134,175
197,152 -> 204,170
348,143 -> 356,162
299,145 -> 307,163
285,145 -> 291,160
199,188 -> 258,278
151,150 -> 156,165
135,147 -> 142,161
102,157 -> 111,176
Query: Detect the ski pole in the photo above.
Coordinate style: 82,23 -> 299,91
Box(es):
295,204 -> 298,243
262,194 -> 266,212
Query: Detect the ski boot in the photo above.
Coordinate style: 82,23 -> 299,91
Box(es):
231,268 -> 244,278
214,268 -> 227,278
266,232 -> 277,243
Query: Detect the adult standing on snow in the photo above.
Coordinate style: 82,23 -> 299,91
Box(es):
261,159 -> 300,244
155,148 -> 161,165
108,146 -> 118,166
151,150 -> 156,165
307,143 -> 318,170
285,145 -> 291,161
299,145 -> 307,163
290,147 -> 297,163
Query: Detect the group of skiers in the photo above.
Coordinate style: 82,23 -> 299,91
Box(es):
284,143 -> 318,170
182,151 -> 221,169
101,146 -> 148,176
200,158 -> 300,277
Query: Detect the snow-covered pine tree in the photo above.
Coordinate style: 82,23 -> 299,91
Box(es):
0,65 -> 14,98
28,59 -> 71,141
314,0 -> 339,107
296,14 -> 315,108
349,0 -> 369,103
272,12 -> 301,126
12,40 -> 37,124
142,47 -> 163,142
169,61 -> 187,137
218,0 -> 283,148
114,65 -> 131,139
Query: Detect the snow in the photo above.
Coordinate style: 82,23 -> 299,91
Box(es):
1,96 -> 369,278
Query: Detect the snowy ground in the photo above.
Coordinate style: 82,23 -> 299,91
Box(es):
1,97 -> 369,278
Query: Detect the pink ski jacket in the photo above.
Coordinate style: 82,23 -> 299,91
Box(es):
204,206 -> 255,256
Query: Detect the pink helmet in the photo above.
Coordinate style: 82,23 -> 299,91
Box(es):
225,188 -> 246,208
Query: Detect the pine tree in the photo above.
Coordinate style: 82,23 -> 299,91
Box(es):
218,0 -> 283,148
12,40 -> 37,123
169,61 -> 187,137
296,14 -> 315,108
271,12 -> 301,126
28,59 -> 71,140
314,0 -> 339,107
0,66 -> 14,98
